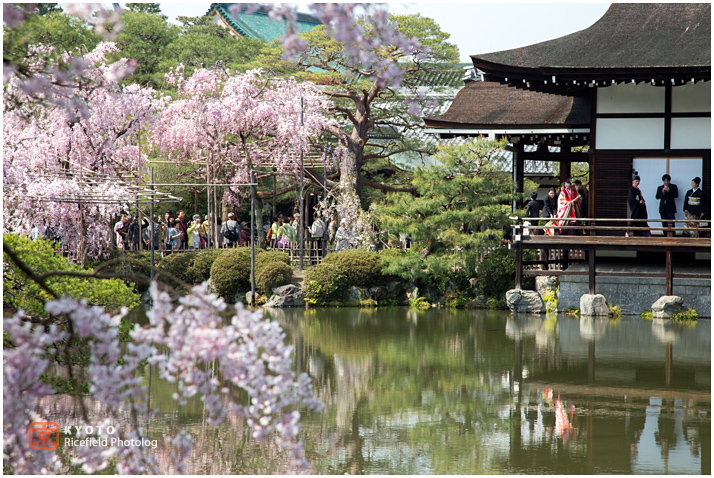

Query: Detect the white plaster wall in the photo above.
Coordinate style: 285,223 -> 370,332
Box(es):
632,157 -> 702,225
597,83 -> 665,113
672,81 -> 711,112
670,117 -> 711,149
596,118 -> 664,149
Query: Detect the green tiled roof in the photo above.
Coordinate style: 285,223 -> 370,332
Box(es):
206,3 -> 321,42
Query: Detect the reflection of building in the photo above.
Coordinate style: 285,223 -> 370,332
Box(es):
631,398 -> 701,474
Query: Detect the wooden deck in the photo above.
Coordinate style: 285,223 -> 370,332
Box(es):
511,218 -> 711,296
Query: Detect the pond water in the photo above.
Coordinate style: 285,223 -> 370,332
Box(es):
40,308 -> 710,474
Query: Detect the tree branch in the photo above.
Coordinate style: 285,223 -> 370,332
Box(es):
361,176 -> 417,195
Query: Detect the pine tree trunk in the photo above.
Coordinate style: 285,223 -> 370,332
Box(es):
340,132 -> 365,201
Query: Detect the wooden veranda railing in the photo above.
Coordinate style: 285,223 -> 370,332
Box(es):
510,217 -> 711,296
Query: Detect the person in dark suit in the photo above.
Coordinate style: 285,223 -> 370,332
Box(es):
655,174 -> 678,236
627,176 -> 649,237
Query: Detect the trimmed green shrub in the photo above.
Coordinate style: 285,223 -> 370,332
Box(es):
210,247 -> 253,300
255,250 -> 290,269
475,246 -> 536,300
188,249 -> 224,284
303,263 -> 348,305
157,251 -> 197,287
157,248 -> 224,287
256,261 -> 292,295
322,249 -> 383,287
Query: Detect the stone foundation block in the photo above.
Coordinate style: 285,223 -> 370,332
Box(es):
536,276 -> 559,298
506,289 -> 545,313
580,294 -> 610,317
652,295 -> 684,319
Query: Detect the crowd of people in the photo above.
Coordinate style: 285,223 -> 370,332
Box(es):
524,175 -> 708,237
110,210 -> 253,255
106,209 -> 349,262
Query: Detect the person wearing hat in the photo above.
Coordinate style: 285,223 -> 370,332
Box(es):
221,212 -> 240,247
187,214 -> 202,249
240,221 -> 250,246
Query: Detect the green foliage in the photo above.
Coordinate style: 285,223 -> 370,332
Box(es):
113,10 -> 180,87
255,261 -> 292,296
475,246 -> 536,300
159,17 -> 265,79
608,304 -> 623,319
255,250 -> 291,268
542,287 -> 559,313
303,263 -> 348,305
126,3 -> 164,16
409,297 -> 431,309
376,139 -> 533,252
3,9 -> 100,79
3,234 -> 139,318
376,139 -> 536,296
444,290 -> 472,309
189,249 -> 225,284
157,251 -> 195,286
322,249 -> 383,287
209,247 -> 260,300
157,249 -> 224,288
671,307 -> 699,322
87,250 -> 156,292
640,309 -> 654,320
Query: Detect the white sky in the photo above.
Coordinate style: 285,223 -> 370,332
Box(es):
143,2 -> 611,63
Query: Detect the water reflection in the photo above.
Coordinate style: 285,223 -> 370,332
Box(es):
268,309 -> 710,475
39,308 -> 709,475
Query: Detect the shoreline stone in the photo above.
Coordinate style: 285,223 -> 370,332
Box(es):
506,289 -> 545,313
580,294 -> 610,317
652,295 -> 684,319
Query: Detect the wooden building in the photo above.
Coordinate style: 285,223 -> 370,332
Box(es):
426,3 -> 710,224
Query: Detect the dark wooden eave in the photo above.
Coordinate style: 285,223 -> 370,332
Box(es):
470,3 -> 711,95
423,81 -> 590,144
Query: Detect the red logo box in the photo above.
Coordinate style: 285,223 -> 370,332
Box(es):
29,422 -> 59,450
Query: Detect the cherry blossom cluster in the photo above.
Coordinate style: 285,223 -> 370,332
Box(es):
3,42 -> 164,259
315,181 -> 378,250
3,282 -> 323,474
154,67 -> 342,197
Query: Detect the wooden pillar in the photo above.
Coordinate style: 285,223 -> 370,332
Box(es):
515,141 -> 525,198
589,246 -> 596,295
514,237 -> 523,290
559,138 -> 572,185
665,247 -> 673,296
